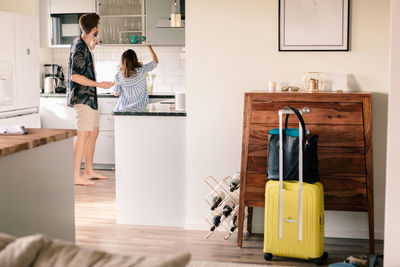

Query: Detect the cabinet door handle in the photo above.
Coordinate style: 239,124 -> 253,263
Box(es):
107,135 -> 114,138
302,107 -> 311,114
107,117 -> 113,121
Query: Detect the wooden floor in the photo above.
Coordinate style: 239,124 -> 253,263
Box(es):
75,170 -> 383,266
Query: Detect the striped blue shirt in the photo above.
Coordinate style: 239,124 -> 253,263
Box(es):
113,61 -> 157,112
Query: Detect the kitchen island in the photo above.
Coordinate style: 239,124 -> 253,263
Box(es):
0,128 -> 76,242
113,103 -> 186,227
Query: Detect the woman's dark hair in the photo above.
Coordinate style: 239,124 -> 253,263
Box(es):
119,49 -> 143,78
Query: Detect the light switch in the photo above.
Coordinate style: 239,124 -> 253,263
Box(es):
27,48 -> 30,55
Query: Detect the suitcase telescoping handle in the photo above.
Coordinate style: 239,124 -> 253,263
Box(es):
278,107 -> 310,241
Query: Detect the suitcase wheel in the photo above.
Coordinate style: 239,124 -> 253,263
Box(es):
314,252 -> 328,266
264,253 -> 273,261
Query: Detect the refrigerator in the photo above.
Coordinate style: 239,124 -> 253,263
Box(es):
0,12 -> 40,128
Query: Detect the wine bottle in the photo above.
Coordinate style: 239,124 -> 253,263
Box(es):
205,213 -> 222,238
224,214 -> 238,240
210,213 -> 221,231
230,214 -> 238,232
220,201 -> 235,223
230,173 -> 240,192
210,192 -> 225,210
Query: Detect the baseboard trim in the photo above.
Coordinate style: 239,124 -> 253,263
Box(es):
185,222 -> 210,231
185,221 -> 384,240
250,223 -> 384,240
80,163 -> 115,170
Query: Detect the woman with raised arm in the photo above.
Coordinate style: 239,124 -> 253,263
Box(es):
113,45 -> 158,112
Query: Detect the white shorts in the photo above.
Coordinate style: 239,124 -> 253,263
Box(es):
74,104 -> 99,132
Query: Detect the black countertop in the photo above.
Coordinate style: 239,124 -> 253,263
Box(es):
40,92 -> 175,98
113,111 -> 186,117
113,102 -> 186,117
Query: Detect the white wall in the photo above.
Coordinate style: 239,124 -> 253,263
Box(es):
186,0 -> 390,240
0,0 -> 34,14
384,1 -> 400,265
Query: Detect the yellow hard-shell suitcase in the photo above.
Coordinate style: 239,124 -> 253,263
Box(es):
263,107 -> 327,264
263,181 -> 327,264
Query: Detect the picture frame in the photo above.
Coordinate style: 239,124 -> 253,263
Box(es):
279,0 -> 350,51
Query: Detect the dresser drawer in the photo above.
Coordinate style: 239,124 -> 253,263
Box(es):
248,124 -> 365,147
322,175 -> 368,211
246,147 -> 366,174
99,115 -> 114,131
98,98 -> 118,114
251,102 -> 363,125
93,131 -> 115,164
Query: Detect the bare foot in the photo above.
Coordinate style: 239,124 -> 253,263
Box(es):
75,177 -> 96,186
83,171 -> 109,180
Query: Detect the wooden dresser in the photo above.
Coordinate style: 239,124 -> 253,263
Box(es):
237,92 -> 374,253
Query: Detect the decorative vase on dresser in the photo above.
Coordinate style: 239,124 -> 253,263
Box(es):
237,92 -> 374,253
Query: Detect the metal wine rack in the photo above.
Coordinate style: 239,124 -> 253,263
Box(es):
204,174 -> 247,240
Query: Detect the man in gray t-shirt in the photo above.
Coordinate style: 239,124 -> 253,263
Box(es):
68,13 -> 114,186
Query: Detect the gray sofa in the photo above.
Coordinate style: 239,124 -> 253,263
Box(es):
0,232 -> 190,267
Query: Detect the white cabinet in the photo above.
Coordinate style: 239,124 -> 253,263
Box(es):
98,98 -> 118,114
0,12 -> 39,113
0,13 -> 16,113
99,114 -> 114,131
40,97 -> 118,166
0,13 -> 16,62
15,14 -> 40,110
0,113 -> 40,128
96,98 -> 117,164
40,97 -> 76,129
93,131 -> 115,164
50,0 -> 96,14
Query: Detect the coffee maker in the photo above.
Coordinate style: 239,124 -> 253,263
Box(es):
44,64 -> 66,93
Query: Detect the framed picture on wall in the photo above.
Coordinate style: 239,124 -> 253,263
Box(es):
279,0 -> 350,51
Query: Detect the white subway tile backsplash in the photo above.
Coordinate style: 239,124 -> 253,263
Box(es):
51,46 -> 185,93
166,76 -> 180,85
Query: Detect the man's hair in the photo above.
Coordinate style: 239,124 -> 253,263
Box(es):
79,13 -> 100,34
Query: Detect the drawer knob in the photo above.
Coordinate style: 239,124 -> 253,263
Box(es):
302,107 -> 311,114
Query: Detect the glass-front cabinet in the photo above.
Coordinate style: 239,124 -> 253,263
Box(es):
98,0 -> 146,45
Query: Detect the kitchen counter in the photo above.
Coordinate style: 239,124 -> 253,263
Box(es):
40,92 -> 175,99
0,128 -> 76,157
0,128 -> 75,242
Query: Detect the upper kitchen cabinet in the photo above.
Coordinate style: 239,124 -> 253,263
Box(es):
39,0 -> 185,46
40,0 -> 96,47
50,0 -> 96,14
98,0 -> 146,45
146,0 -> 185,46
